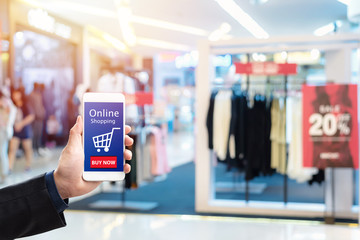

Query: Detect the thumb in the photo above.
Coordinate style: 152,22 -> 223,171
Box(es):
67,115 -> 83,146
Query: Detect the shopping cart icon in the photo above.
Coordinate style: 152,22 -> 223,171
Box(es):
92,128 -> 121,152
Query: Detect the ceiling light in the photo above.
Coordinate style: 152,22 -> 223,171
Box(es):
252,53 -> 266,62
131,16 -> 209,36
103,33 -> 130,53
337,0 -> 350,6
137,37 -> 191,52
314,23 -> 334,36
114,0 -> 137,46
252,53 -> 258,60
314,21 -> 342,36
209,22 -> 232,41
221,34 -> 233,40
87,25 -> 131,53
220,22 -> 232,32
259,54 -> 266,62
214,0 -> 269,39
209,30 -> 224,42
310,49 -> 320,59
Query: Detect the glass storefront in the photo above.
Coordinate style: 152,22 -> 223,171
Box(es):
211,51 -> 328,205
13,29 -> 76,141
196,38 -> 360,220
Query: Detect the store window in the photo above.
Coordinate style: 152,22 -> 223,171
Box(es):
211,50 -> 333,206
14,30 -> 76,141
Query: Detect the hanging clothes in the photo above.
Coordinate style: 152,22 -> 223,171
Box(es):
245,95 -> 271,180
263,97 -> 273,176
149,126 -> 171,176
206,91 -> 218,149
287,98 -> 318,183
207,89 -> 274,179
125,125 -> 171,189
206,84 -> 328,186
270,98 -> 287,174
142,132 -> 154,181
308,170 -> 325,185
228,92 -> 248,170
136,129 -> 144,185
212,90 -> 232,161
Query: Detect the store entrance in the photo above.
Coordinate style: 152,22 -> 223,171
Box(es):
13,30 -> 76,144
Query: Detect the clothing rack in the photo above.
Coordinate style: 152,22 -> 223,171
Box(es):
227,77 -> 340,220
211,59 -> 304,205
88,122 -> 159,211
244,65 -> 291,204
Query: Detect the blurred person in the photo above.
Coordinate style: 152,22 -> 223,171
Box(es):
28,82 -> 46,156
8,88 -> 35,172
0,90 -> 16,182
43,80 -> 56,117
46,114 -> 60,148
0,116 -> 134,239
43,80 -> 56,147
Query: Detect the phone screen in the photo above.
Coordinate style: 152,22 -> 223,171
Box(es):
84,102 -> 124,172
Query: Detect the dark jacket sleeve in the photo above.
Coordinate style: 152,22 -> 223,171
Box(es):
0,174 -> 66,239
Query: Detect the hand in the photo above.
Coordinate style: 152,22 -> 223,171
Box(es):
54,116 -> 133,199
14,122 -> 23,132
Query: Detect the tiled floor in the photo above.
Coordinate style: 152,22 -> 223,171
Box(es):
0,148 -> 60,189
2,131 -> 360,240
166,130 -> 194,168
22,211 -> 360,240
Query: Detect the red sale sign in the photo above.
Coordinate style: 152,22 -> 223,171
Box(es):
235,62 -> 297,75
302,84 -> 358,169
124,92 -> 153,106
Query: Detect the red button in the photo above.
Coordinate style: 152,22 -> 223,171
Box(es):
90,156 -> 117,168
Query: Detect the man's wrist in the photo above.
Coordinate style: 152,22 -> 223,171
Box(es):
45,171 -> 69,213
53,169 -> 69,199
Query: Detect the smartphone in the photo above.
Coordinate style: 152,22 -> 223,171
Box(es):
83,92 -> 125,181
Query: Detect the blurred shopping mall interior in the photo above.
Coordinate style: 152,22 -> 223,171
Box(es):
1,0 -> 360,239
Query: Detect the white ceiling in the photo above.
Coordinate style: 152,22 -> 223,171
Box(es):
31,0 -> 348,57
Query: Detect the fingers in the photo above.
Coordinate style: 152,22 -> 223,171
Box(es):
124,149 -> 132,160
124,125 -> 133,146
123,126 -> 133,175
125,135 -> 133,146
124,163 -> 131,174
67,116 -> 83,146
125,125 -> 131,134
70,116 -> 83,134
